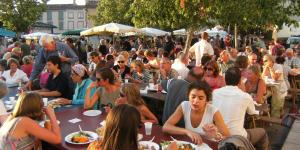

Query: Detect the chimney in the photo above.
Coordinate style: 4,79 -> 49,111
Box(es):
73,0 -> 76,4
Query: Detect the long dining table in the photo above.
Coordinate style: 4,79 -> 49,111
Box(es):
51,106 -> 218,150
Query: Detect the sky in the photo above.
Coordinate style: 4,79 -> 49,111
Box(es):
46,0 -> 86,5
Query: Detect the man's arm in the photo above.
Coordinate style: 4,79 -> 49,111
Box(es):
63,43 -> 79,64
30,48 -> 45,81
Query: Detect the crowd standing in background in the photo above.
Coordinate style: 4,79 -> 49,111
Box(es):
0,32 -> 300,150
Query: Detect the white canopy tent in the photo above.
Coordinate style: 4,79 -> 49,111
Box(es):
173,29 -> 186,36
22,32 -> 59,39
140,27 -> 170,36
80,23 -> 140,36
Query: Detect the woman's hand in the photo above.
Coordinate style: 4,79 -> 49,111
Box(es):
115,97 -> 127,105
203,124 -> 218,139
53,98 -> 71,105
185,130 -> 202,145
43,107 -> 56,121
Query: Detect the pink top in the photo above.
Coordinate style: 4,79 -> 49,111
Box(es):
204,75 -> 225,90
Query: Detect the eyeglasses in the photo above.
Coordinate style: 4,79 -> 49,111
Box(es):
205,67 -> 214,71
118,61 -> 125,63
96,77 -> 103,82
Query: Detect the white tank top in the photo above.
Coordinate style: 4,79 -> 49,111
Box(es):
181,101 -> 218,135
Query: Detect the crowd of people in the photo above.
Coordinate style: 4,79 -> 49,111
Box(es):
0,31 -> 299,150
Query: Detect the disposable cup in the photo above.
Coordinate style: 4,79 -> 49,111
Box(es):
125,79 -> 129,83
43,98 -> 48,106
9,97 -> 15,102
144,122 -> 153,135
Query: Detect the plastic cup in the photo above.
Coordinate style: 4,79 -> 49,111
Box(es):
144,122 -> 153,135
149,83 -> 155,89
9,97 -> 15,102
125,79 -> 129,83
43,98 -> 48,106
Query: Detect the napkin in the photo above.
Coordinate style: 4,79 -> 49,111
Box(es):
68,118 -> 82,124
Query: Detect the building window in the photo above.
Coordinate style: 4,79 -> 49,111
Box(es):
59,21 -> 64,30
68,21 -> 74,30
59,11 -> 64,20
77,21 -> 84,28
47,11 -> 52,20
68,12 -> 74,19
78,12 -> 84,19
47,21 -> 53,25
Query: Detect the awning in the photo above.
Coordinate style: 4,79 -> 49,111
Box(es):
62,29 -> 86,36
0,28 -> 16,37
80,23 -> 140,36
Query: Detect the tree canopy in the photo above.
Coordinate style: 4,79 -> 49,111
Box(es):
91,0 -> 134,26
0,0 -> 46,33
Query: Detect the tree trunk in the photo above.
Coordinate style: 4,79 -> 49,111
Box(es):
234,24 -> 238,48
184,28 -> 195,56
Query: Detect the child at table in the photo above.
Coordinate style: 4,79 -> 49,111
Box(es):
115,83 -> 158,124
0,92 -> 61,150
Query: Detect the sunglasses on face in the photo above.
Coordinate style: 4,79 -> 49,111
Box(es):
96,77 -> 103,82
118,61 -> 125,63
205,67 -> 214,71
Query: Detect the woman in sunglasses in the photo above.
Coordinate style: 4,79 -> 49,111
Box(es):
84,67 -> 120,109
112,55 -> 130,81
115,83 -> 158,124
203,60 -> 225,90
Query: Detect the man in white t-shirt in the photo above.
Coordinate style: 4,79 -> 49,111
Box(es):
189,32 -> 214,66
171,52 -> 189,79
0,81 -> 8,115
212,67 -> 269,150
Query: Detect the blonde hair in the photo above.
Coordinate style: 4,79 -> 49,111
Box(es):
120,83 -> 145,106
248,65 -> 262,79
130,60 -> 145,71
119,51 -> 129,60
11,92 -> 44,121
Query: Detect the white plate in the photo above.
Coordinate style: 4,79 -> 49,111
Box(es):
162,141 -> 212,150
139,141 -> 159,150
138,133 -> 143,141
83,110 -> 102,116
65,131 -> 98,145
39,120 -> 60,127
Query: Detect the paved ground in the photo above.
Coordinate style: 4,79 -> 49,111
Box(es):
266,98 -> 297,150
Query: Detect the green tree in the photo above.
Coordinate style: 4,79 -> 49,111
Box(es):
212,0 -> 300,47
130,0 -> 216,53
0,0 -> 46,34
91,0 -> 134,26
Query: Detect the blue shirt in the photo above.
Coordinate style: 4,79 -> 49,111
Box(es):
30,42 -> 79,80
72,78 -> 95,105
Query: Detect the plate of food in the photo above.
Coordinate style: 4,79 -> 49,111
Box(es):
65,131 -> 98,144
83,110 -> 102,116
161,140 -> 212,150
138,141 -> 159,150
48,101 -> 61,109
